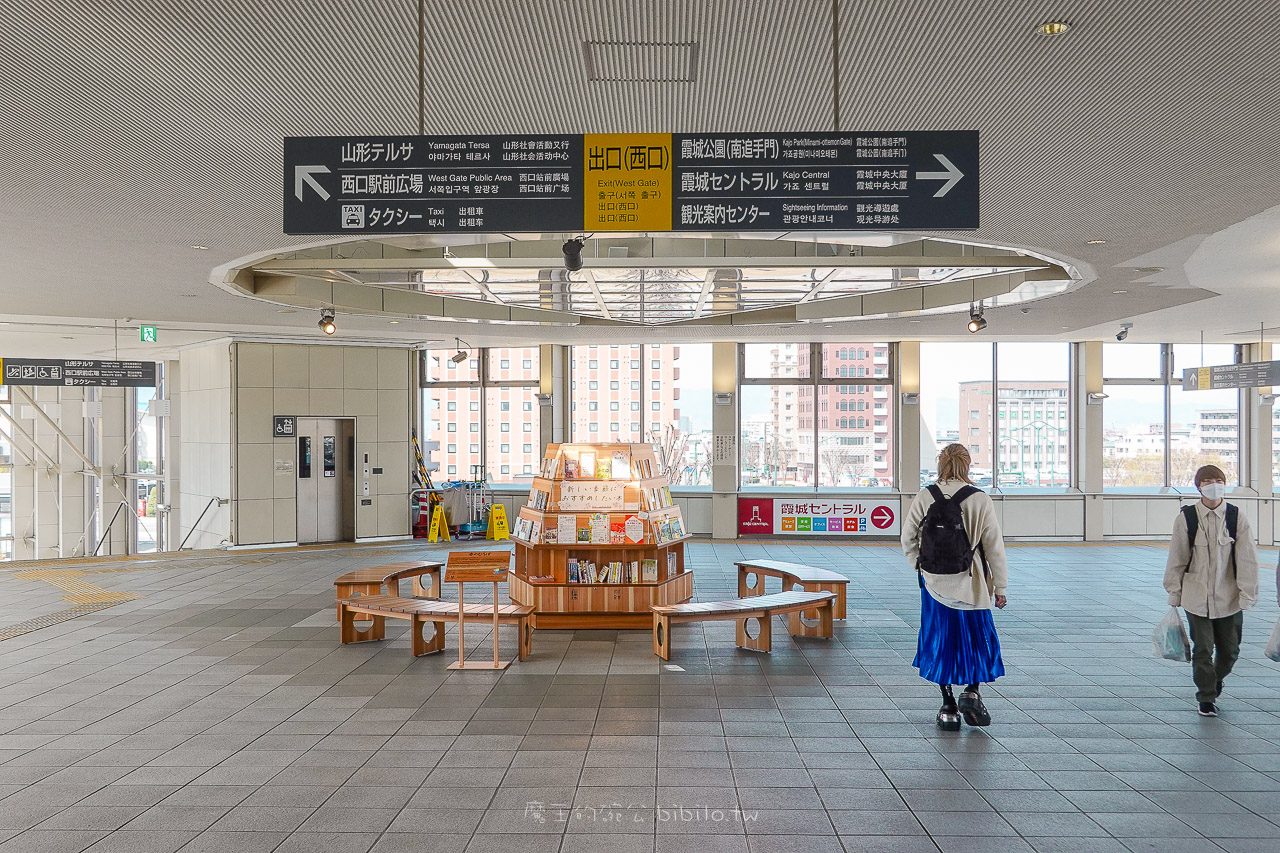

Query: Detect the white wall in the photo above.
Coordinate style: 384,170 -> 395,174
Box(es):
177,342 -> 233,550
232,343 -> 412,546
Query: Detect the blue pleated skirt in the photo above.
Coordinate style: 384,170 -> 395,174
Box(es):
913,578 -> 1005,686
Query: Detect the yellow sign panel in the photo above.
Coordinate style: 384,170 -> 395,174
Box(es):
428,505 -> 451,543
583,133 -> 672,231
486,504 -> 510,541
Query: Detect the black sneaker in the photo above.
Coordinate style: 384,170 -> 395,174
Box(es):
958,691 -> 991,727
936,702 -> 961,732
1198,702 -> 1218,717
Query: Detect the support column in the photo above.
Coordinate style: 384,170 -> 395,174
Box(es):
32,386 -> 62,558
710,342 -> 738,539
1243,343 -> 1273,543
10,404 -> 39,560
539,344 -> 568,451
164,359 -> 181,552
1078,342 -> 1104,541
57,386 -> 88,556
897,341 -> 921,495
98,388 -> 131,555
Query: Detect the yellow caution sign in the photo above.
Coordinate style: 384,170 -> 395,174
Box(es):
486,505 -> 510,541
428,505 -> 451,543
583,133 -> 672,231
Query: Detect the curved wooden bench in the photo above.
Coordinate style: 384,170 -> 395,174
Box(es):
651,590 -> 835,660
735,559 -> 848,620
333,560 -> 444,619
340,594 -> 534,660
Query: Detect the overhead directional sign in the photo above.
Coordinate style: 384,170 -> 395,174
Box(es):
1183,361 -> 1280,391
284,131 -> 978,235
0,358 -> 156,387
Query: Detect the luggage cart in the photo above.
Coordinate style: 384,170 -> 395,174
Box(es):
454,471 -> 492,540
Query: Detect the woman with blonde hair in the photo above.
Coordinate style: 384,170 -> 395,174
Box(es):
901,443 -> 1008,729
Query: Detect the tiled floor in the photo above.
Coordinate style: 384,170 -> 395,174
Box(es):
2,541 -> 1280,853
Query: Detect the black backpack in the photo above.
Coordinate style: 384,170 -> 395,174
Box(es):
1182,504 -> 1238,577
917,484 -> 988,577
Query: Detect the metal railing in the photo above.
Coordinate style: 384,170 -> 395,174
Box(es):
177,497 -> 228,551
92,501 -> 134,557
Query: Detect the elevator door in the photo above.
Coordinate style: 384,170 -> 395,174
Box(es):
296,417 -> 355,544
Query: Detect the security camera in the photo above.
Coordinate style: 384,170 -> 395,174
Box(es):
1116,322 -> 1133,341
562,237 -> 584,272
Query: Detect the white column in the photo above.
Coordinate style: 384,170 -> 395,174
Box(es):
98,388 -> 131,555
1078,342 -> 1104,541
897,341 -> 921,495
710,342 -> 738,538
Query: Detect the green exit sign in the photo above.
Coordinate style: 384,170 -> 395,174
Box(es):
140,326 -> 158,343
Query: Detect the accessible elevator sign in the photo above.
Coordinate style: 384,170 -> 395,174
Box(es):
0,358 -> 156,387
284,131 -> 978,235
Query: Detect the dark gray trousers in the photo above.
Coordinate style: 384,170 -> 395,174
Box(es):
1184,611 -> 1243,703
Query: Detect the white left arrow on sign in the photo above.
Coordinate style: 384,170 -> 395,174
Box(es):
914,154 -> 964,198
294,165 -> 332,201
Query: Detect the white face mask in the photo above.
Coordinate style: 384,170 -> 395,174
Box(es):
1200,483 -> 1226,502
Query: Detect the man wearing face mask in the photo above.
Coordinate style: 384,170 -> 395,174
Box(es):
1163,465 -> 1260,717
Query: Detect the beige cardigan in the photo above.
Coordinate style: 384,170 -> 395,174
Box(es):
901,480 -> 1009,610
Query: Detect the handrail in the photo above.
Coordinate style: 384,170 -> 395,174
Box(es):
92,501 -> 133,557
178,497 -> 228,551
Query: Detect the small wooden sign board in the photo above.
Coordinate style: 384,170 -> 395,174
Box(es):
444,551 -> 511,583
444,551 -> 513,671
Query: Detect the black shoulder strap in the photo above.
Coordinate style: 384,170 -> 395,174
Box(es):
953,485 -> 981,505
1226,503 -> 1239,578
1182,505 -> 1198,574
926,484 -> 945,504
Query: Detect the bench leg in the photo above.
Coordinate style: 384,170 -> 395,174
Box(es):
340,604 -> 385,644
736,614 -> 772,653
336,583 -> 381,621
518,617 -> 533,661
788,601 -> 835,639
738,570 -> 764,598
803,582 -> 847,620
412,568 -> 440,599
411,614 -> 446,656
653,613 -> 672,660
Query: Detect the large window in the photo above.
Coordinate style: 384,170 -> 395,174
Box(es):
421,348 -> 539,485
0,386 -> 12,560
921,342 -> 1070,490
741,343 -> 894,490
569,344 -> 712,486
1103,343 -> 1240,489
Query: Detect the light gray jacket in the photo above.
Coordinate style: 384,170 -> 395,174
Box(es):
1163,501 -> 1259,619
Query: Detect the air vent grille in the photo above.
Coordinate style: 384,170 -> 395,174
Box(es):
583,41 -> 699,83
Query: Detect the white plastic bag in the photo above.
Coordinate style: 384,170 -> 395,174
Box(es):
1153,607 -> 1191,662
1265,619 -> 1280,663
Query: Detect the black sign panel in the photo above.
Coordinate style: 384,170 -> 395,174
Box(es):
284,131 -> 979,234
273,416 -> 296,437
670,131 -> 979,231
284,135 -> 583,235
0,358 -> 156,387
1182,361 -> 1280,390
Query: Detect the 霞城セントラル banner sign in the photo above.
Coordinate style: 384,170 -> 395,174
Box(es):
738,497 -> 900,536
284,131 -> 978,235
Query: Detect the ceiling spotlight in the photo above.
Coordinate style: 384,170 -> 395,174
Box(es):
1036,21 -> 1070,35
450,337 -> 471,365
318,309 -> 336,336
967,304 -> 987,334
562,237 -> 585,272
1116,322 -> 1133,341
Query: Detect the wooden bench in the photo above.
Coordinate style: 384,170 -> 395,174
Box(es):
650,590 -> 835,660
339,594 -> 534,660
333,560 -> 444,619
735,559 -> 849,621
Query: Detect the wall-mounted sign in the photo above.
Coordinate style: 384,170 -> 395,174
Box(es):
738,497 -> 901,537
0,358 -> 156,387
1182,361 -> 1280,391
284,131 -> 978,234
273,415 -> 296,437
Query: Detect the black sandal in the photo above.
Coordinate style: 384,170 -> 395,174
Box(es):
958,691 -> 991,727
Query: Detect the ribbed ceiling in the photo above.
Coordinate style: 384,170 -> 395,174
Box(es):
0,0 -> 1278,352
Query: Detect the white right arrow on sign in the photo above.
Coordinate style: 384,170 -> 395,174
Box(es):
915,154 -> 964,198
294,165 -> 332,201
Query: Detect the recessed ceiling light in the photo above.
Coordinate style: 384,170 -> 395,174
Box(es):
389,320 -> 400,324
1087,239 -> 1106,244
1036,21 -> 1070,35
909,320 -> 921,323
190,244 -> 209,250
277,308 -> 296,314
1113,290 -> 1127,294
1135,266 -> 1163,272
